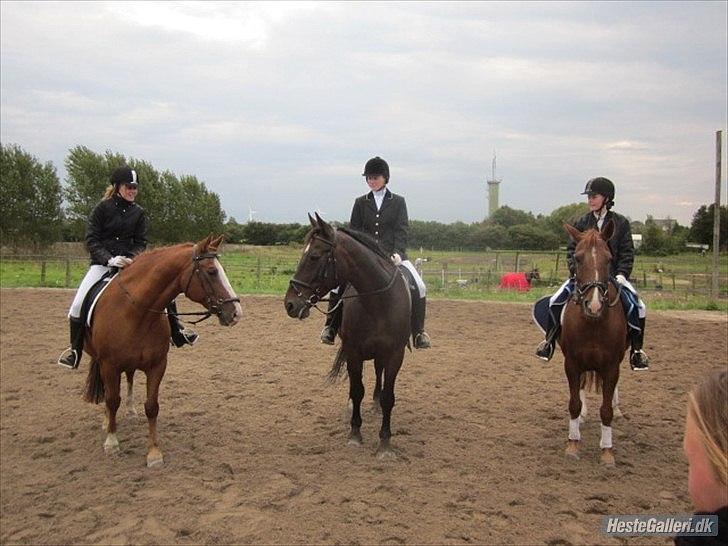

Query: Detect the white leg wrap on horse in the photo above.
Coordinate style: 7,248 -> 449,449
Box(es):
600,425 -> 613,449
579,390 -> 587,418
569,418 -> 581,441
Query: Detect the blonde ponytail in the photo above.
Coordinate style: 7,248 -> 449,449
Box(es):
102,185 -> 115,200
688,369 -> 728,489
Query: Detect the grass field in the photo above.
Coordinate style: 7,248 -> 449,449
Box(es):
1,245 -> 726,312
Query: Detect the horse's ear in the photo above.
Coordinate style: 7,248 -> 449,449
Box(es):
210,234 -> 224,251
564,223 -> 583,242
308,213 -> 316,228
315,212 -> 335,240
601,219 -> 615,241
198,234 -> 213,251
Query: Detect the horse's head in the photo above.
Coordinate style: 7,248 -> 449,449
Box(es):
565,221 -> 614,319
284,213 -> 339,319
183,234 -> 242,326
527,268 -> 540,283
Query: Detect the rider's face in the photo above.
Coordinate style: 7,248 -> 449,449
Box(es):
587,193 -> 606,213
366,175 -> 386,192
118,183 -> 138,202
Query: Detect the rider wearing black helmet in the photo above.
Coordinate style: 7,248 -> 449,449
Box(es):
319,156 -> 431,349
535,177 -> 650,371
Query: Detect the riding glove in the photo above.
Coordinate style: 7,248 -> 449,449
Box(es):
108,255 -> 133,268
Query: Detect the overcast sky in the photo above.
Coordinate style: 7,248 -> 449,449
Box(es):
1,1 -> 726,226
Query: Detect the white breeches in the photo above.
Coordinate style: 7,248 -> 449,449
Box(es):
68,265 -> 111,319
400,259 -> 426,298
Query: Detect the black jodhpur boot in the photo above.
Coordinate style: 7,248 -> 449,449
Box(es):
167,300 -> 198,348
320,290 -> 343,345
411,296 -> 431,349
629,317 -> 650,371
535,312 -> 560,362
57,317 -> 85,369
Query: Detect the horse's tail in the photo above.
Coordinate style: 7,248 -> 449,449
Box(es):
579,371 -> 602,394
83,358 -> 105,404
327,346 -> 347,383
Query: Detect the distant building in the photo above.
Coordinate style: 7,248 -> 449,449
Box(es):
486,152 -> 501,218
652,218 -> 678,233
632,234 -> 643,249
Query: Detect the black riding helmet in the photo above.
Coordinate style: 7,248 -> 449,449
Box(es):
110,165 -> 139,189
362,156 -> 389,183
581,177 -> 615,209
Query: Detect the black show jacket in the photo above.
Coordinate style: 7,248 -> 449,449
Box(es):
349,188 -> 409,260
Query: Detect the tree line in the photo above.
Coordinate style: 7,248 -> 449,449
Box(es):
1,142 -> 725,253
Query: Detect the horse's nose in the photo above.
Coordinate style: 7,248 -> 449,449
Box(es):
285,300 -> 296,317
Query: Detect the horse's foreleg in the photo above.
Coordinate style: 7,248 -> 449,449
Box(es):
376,350 -> 404,460
125,370 -> 138,420
102,367 -> 121,454
372,362 -> 383,411
600,372 -> 619,466
565,364 -> 582,459
347,358 -> 364,446
144,360 -> 167,468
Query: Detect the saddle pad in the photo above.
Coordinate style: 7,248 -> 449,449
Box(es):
81,272 -> 118,327
532,296 -> 552,334
620,287 -> 642,333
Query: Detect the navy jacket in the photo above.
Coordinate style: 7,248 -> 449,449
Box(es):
349,188 -> 409,260
567,210 -> 635,279
86,194 -> 148,266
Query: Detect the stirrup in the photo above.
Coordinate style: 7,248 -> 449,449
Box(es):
414,332 -> 431,349
320,326 -> 336,345
630,350 -> 650,371
57,348 -> 79,370
171,329 -> 198,348
535,340 -> 555,362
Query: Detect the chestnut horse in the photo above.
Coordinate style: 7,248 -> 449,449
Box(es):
82,235 -> 242,466
560,221 -> 628,466
284,214 -> 410,459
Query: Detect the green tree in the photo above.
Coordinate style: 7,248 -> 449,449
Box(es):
507,224 -> 560,250
689,204 -> 728,249
467,223 -> 510,250
490,206 -> 535,229
0,143 -> 63,248
547,202 -> 589,243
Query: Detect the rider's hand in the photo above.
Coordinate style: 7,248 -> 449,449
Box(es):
107,255 -> 133,268
615,274 -> 627,285
391,253 -> 402,265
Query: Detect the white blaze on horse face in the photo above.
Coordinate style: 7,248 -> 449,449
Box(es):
589,247 -> 601,312
303,242 -> 311,254
214,259 -> 243,323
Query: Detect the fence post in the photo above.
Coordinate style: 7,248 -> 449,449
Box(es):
515,252 -> 520,272
494,252 -> 499,271
65,258 -> 71,288
554,252 -> 560,275
256,257 -> 261,289
40,259 -> 47,287
672,272 -> 676,291
642,270 -> 647,288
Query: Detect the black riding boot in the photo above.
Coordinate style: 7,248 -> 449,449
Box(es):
320,289 -> 343,345
411,296 -> 431,349
167,300 -> 199,348
629,317 -> 650,371
58,317 -> 85,369
535,310 -> 561,362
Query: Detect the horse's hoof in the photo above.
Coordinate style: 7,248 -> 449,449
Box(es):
601,449 -> 615,467
376,446 -> 397,461
347,432 -> 363,447
613,407 -> 623,419
147,455 -> 164,468
104,442 -> 120,455
565,440 -> 580,459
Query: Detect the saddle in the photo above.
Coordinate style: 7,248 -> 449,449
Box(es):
398,264 -> 419,305
80,271 -> 117,327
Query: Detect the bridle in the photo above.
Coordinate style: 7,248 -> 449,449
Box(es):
571,277 -> 622,319
117,246 -> 240,324
288,232 -> 400,314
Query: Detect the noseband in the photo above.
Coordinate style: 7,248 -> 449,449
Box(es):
572,279 -> 621,318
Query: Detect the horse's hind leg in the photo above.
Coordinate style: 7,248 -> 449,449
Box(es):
347,357 -> 365,446
612,386 -> 623,418
125,370 -> 138,420
565,362 -> 582,459
102,367 -> 122,454
144,360 -> 167,467
372,362 -> 383,411
376,349 -> 404,460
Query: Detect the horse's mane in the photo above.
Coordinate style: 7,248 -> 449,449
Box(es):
337,227 -> 391,261
132,243 -> 195,263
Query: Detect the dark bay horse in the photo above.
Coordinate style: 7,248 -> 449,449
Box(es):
82,235 -> 242,467
284,214 -> 410,459
560,221 -> 628,466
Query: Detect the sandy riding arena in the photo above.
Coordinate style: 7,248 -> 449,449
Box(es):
1,288 -> 726,545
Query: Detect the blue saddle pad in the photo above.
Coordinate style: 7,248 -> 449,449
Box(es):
532,296 -> 551,334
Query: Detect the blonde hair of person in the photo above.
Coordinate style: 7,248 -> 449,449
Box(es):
687,369 -> 728,489
102,185 -> 116,200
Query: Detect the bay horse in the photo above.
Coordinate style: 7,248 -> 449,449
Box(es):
82,235 -> 242,467
284,214 -> 410,459
560,221 -> 628,466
